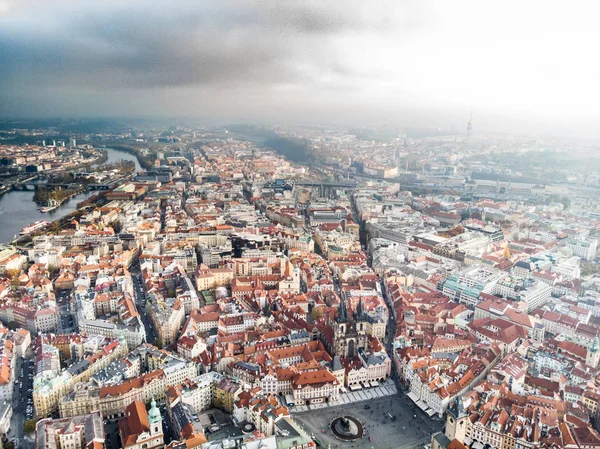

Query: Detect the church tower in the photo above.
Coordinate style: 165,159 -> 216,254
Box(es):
354,298 -> 367,333
532,322 -> 545,343
148,397 -> 163,437
330,299 -> 348,356
445,399 -> 468,443
335,299 -> 348,331
355,298 -> 364,321
586,336 -> 600,369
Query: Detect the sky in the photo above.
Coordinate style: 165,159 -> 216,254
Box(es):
1,0 -> 599,136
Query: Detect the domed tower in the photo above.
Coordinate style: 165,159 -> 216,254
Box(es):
586,336 -> 600,369
148,396 -> 163,437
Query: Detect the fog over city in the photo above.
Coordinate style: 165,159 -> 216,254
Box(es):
1,0 -> 599,136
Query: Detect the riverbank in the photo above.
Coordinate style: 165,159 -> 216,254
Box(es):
0,147 -> 139,243
88,149 -> 108,167
10,201 -> 94,245
33,186 -> 85,206
0,190 -> 91,243
100,144 -> 151,170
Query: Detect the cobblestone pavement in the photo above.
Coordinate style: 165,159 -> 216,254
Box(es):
293,392 -> 443,449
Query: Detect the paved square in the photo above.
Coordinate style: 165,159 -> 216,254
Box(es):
292,392 -> 443,449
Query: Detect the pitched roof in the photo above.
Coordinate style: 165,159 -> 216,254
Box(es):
119,401 -> 150,447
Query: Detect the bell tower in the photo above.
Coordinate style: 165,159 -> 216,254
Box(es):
331,300 -> 348,356
445,399 -> 468,443
148,396 -> 163,437
586,336 -> 600,369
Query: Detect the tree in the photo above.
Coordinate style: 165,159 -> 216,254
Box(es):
558,197 -> 571,210
8,271 -> 21,291
23,419 -> 36,434
6,321 -> 17,331
4,269 -> 19,278
581,261 -> 599,277
311,307 -> 324,321
109,220 -> 122,234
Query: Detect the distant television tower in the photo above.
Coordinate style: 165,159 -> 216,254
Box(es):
466,110 -> 473,138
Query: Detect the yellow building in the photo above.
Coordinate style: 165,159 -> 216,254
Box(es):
214,377 -> 241,413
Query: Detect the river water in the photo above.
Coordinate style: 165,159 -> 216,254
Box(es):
95,147 -> 142,172
0,148 -> 142,243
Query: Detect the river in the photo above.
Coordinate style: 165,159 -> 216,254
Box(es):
0,147 -> 142,243
95,147 -> 143,172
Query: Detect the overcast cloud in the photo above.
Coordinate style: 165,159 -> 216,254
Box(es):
1,0 -> 599,136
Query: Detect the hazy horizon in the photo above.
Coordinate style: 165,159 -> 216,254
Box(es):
1,1 -> 599,138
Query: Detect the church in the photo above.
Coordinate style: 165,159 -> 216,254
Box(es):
325,297 -> 388,357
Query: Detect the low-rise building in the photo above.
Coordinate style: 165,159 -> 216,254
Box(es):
35,410 -> 105,449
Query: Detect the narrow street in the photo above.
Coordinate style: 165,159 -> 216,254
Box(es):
129,259 -> 159,345
9,357 -> 35,449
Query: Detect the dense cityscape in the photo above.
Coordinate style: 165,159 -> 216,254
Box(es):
0,119 -> 597,449
2,1 -> 600,448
